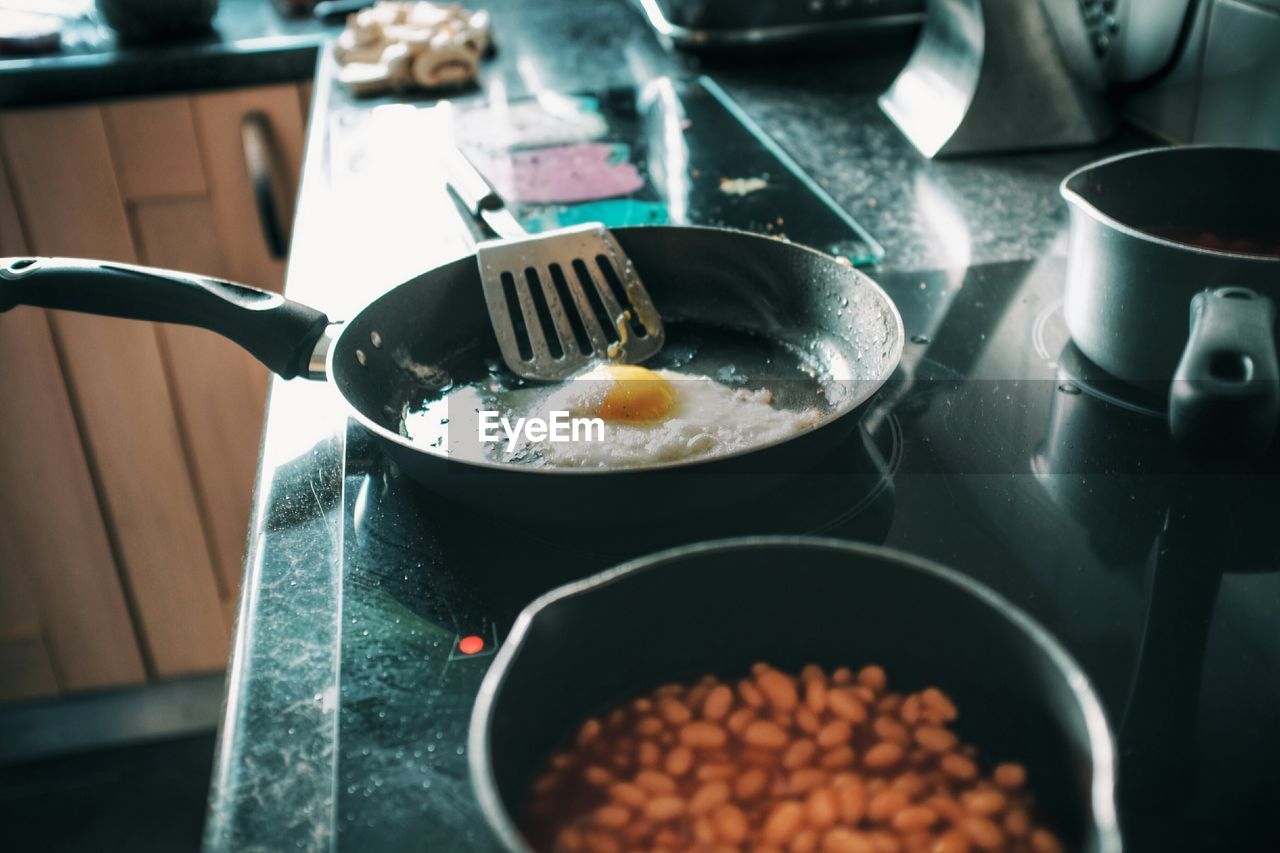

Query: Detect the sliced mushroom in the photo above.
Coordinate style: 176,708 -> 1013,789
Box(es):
338,61 -> 395,97
334,28 -> 386,65
335,1 -> 490,93
380,40 -> 415,87
462,9 -> 491,55
410,38 -> 478,88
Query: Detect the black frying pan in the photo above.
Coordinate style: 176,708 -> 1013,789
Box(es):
0,227 -> 903,518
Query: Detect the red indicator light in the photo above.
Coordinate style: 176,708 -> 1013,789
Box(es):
458,635 -> 485,655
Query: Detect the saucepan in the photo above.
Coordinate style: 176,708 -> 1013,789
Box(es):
0,226 -> 902,519
470,537 -> 1121,852
1060,145 -> 1280,456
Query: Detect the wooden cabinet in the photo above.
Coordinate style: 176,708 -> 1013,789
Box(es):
0,82 -> 310,701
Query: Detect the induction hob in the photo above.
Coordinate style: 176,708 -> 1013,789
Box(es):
331,251 -> 1280,851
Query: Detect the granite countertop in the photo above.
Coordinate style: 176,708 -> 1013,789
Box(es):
204,1 -> 1158,850
0,0 -> 327,106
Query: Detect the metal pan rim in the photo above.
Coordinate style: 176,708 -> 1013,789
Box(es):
1059,145 -> 1280,265
468,535 -> 1121,853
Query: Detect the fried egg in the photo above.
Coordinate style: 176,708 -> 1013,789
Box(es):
401,359 -> 824,469
526,363 -> 821,468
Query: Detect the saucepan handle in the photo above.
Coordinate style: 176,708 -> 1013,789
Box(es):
1169,287 -> 1279,456
0,257 -> 331,380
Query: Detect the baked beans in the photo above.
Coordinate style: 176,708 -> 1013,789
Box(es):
521,663 -> 1062,853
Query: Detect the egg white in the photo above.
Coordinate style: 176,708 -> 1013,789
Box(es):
529,368 -> 820,468
402,367 -> 822,468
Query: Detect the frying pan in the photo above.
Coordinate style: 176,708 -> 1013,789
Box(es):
469,537 -> 1121,852
0,226 -> 903,518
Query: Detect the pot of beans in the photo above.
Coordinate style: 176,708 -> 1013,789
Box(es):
1060,145 -> 1280,457
469,537 -> 1121,853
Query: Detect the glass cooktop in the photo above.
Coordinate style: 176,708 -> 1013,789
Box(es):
332,254 -> 1280,850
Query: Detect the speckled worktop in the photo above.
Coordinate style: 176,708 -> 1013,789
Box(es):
202,1 -> 1168,850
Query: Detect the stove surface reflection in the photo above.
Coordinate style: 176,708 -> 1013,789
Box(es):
334,258 -> 1280,851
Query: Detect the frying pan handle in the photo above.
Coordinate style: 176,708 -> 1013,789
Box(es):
0,257 -> 330,380
1169,287 -> 1279,456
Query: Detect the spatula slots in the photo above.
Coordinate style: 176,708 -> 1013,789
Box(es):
445,150 -> 664,381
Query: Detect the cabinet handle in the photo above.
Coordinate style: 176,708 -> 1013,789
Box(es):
240,112 -> 290,260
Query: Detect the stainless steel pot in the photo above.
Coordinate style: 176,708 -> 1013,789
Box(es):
470,537 -> 1121,853
1060,146 -> 1280,455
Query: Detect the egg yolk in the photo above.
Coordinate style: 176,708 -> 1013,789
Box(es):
588,364 -> 676,423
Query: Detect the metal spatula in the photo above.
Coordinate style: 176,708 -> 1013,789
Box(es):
445,151 -> 664,381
